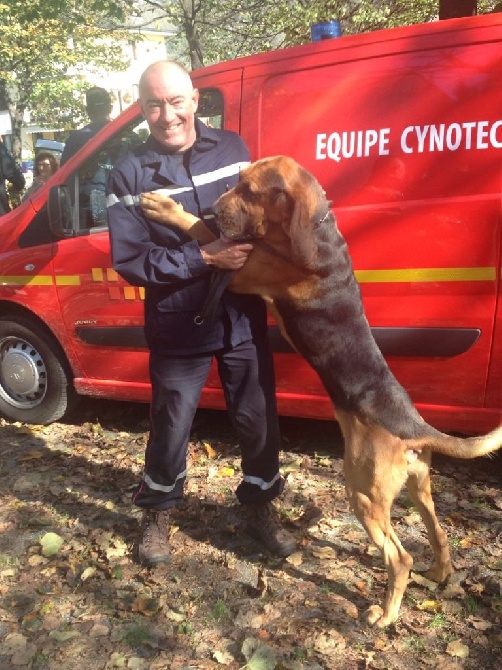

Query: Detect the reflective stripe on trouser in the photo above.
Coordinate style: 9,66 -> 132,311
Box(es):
132,338 -> 284,510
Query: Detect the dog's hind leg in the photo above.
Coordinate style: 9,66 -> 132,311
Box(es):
405,453 -> 453,583
340,415 -> 414,627
347,485 -> 414,627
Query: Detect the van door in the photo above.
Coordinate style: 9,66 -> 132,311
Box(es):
51,114 -> 152,401
239,19 -> 501,431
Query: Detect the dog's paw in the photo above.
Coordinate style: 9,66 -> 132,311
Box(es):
423,563 -> 453,584
366,605 -> 398,628
366,605 -> 384,626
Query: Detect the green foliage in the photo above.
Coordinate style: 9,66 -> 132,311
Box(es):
0,0 -> 135,157
1,0 -> 500,158
154,0 -> 502,68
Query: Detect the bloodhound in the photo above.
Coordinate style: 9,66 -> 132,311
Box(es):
140,155 -> 502,628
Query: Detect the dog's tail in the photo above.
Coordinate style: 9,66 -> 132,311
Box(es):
408,425 -> 502,459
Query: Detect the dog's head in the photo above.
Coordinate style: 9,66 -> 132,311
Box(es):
213,156 -> 331,270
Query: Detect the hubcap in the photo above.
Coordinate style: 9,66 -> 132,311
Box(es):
0,337 -> 47,409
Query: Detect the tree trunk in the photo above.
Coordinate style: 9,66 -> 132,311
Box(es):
1,81 -> 24,164
8,101 -> 25,164
180,0 -> 204,70
439,0 -> 477,19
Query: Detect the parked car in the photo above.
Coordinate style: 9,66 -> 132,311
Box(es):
0,11 -> 500,433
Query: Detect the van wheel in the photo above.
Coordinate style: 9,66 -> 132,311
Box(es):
0,317 -> 76,424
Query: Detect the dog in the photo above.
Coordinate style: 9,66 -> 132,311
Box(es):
139,155 -> 502,627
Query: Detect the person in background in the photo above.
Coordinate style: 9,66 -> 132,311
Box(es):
0,137 -> 25,216
22,151 -> 59,200
60,86 -> 112,166
107,60 -> 297,566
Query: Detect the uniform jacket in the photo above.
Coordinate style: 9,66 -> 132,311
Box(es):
60,120 -> 110,166
106,120 -> 267,355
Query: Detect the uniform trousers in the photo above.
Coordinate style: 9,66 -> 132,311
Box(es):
132,337 -> 284,509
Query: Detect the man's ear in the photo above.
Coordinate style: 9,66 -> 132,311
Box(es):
192,88 -> 200,114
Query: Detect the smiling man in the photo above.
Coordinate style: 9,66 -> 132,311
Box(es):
106,60 -> 296,566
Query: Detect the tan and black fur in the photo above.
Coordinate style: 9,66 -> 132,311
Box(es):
140,155 -> 502,627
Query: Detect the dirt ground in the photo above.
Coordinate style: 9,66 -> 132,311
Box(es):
0,399 -> 500,670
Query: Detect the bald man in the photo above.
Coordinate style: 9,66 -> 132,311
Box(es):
107,61 -> 296,566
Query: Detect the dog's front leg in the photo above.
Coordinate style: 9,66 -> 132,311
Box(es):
139,192 -> 217,244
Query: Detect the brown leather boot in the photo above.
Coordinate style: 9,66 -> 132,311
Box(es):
246,502 -> 297,557
138,509 -> 171,566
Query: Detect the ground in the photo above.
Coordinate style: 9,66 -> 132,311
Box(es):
0,399 -> 500,670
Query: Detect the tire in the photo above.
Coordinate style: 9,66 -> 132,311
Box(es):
0,316 -> 77,424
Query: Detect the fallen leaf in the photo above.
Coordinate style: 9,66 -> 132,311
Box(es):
468,616 -> 493,631
204,441 -> 218,459
80,566 -> 96,582
241,637 -> 277,670
213,649 -> 235,665
131,596 -> 161,616
217,466 -> 235,477
18,450 -> 44,461
416,599 -> 442,613
446,640 -> 469,658
411,572 -> 438,591
48,629 -> 80,643
311,545 -> 337,559
285,551 -> 303,566
442,583 -> 465,599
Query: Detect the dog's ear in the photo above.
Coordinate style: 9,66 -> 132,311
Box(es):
282,198 -> 318,270
279,160 -> 323,270
270,190 -> 291,220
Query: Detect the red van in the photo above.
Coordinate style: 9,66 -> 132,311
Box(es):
0,12 -> 500,432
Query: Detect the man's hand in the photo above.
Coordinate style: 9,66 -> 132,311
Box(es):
200,238 -> 254,270
139,192 -> 216,244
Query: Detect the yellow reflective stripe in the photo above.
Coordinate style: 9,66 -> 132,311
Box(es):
354,267 -> 496,283
55,275 -> 81,286
0,266 -> 496,289
0,275 -> 54,286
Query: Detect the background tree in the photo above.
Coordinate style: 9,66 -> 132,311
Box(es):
145,0 -> 499,70
0,0 -> 136,161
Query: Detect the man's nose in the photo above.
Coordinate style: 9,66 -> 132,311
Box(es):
158,102 -> 176,122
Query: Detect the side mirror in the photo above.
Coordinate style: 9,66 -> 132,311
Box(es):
48,185 -> 75,238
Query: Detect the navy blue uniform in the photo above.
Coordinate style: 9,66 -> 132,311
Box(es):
60,120 -> 109,166
107,120 -> 284,509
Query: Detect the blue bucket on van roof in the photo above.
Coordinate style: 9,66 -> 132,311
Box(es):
311,21 -> 342,42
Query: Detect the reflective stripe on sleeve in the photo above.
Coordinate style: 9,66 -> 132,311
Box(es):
106,161 -> 250,209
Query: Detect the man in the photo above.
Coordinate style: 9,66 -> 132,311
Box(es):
106,60 -> 296,566
60,86 -> 112,165
0,138 -> 25,216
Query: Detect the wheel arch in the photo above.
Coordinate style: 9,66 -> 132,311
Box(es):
0,300 -> 75,380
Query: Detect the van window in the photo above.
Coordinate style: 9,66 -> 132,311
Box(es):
20,90 -> 224,247
197,88 -> 223,129
74,118 -> 146,231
